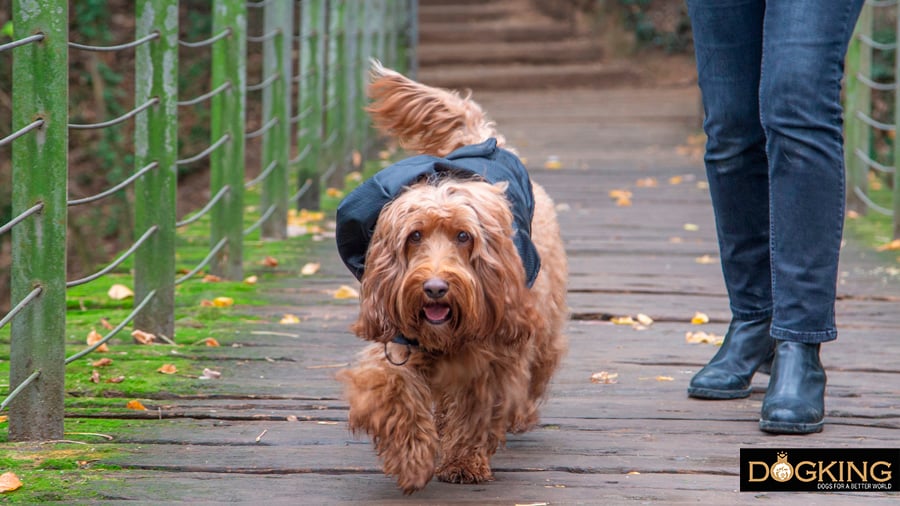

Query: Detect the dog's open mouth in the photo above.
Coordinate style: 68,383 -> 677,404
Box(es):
422,303 -> 451,325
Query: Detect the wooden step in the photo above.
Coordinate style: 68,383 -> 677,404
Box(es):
419,20 -> 573,44
418,38 -> 602,66
417,62 -> 642,91
419,2 -> 518,24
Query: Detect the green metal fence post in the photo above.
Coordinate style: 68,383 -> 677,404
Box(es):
260,1 -> 292,239
211,0 -> 247,279
9,0 -> 69,441
324,0 -> 347,190
134,0 -> 178,340
894,4 -> 900,239
343,0 -> 359,168
295,0 -> 326,210
844,3 -> 872,215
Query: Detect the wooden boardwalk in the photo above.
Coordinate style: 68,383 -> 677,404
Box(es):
93,87 -> 899,504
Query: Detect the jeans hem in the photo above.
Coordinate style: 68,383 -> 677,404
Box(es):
731,306 -> 772,321
771,325 -> 837,344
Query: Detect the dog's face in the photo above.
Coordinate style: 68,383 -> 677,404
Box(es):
352,178 -> 528,353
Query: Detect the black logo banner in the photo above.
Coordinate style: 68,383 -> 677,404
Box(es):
740,448 -> 898,492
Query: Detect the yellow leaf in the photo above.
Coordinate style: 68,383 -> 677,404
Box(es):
695,254 -> 717,264
86,330 -> 109,353
212,297 -> 234,308
544,156 -> 562,169
126,400 -> 147,411
157,364 -> 177,375
655,375 -> 675,382
0,472 -> 23,493
683,223 -> 699,232
685,331 -> 723,345
610,316 -> 635,325
0,416 -> 7,423
590,371 -> 618,384
346,171 -> 363,183
300,262 -> 321,276
608,189 -> 633,200
669,175 -> 684,185
131,329 -> 156,345
333,285 -> 359,300
325,187 -> 344,198
280,314 -> 301,324
615,196 -> 632,207
636,313 -> 654,326
107,284 -> 134,300
635,177 -> 658,188
244,275 -> 258,285
876,239 -> 900,252
626,471 -> 641,475
691,312 -> 710,325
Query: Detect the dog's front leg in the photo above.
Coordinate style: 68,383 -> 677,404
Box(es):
337,346 -> 438,494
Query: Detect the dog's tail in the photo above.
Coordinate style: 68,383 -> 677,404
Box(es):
366,60 -> 507,157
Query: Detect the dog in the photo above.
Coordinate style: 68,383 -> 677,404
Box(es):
335,62 -> 568,494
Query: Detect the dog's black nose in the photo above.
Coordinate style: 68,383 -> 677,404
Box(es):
423,278 -> 448,299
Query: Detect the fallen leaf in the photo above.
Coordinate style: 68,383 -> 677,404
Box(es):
590,371 -> 619,384
86,330 -> 109,353
610,316 -> 635,325
846,209 -> 860,219
669,175 -> 684,185
107,284 -> 134,300
262,256 -> 279,267
199,368 -> 221,380
100,318 -> 114,330
203,337 -> 220,347
244,275 -> 258,285
286,415 -> 299,422
627,471 -> 641,475
655,375 -> 674,382
0,472 -> 23,493
683,223 -> 699,232
212,297 -> 234,308
333,285 -> 359,300
0,416 -> 7,423
346,171 -> 363,183
615,195 -> 632,207
90,369 -> 100,384
691,312 -> 710,325
636,313 -> 654,326
106,376 -> 125,384
685,331 -> 723,345
544,156 -> 562,169
280,314 -> 301,324
696,181 -> 709,190
876,239 -> 900,252
635,177 -> 658,187
202,274 -> 222,283
608,189 -> 633,200
352,150 -> 362,168
695,254 -> 717,264
126,400 -> 147,411
200,299 -> 214,307
131,329 -> 156,345
157,364 -> 177,375
300,262 -> 320,275
326,187 -> 344,198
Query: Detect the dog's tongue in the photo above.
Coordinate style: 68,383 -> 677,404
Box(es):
424,303 -> 450,322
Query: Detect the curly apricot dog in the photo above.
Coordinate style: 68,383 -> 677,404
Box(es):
336,62 -> 567,494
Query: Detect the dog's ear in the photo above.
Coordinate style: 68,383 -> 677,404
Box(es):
350,215 -> 404,343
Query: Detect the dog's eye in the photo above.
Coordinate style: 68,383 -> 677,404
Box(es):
408,231 -> 422,244
456,231 -> 471,244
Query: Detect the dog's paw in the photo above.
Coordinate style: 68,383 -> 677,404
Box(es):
508,408 -> 539,434
396,468 -> 433,495
436,458 -> 494,484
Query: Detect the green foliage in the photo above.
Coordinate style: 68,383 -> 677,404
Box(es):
613,0 -> 693,53
1,20 -> 12,38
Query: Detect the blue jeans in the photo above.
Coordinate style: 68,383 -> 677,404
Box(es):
687,0 -> 865,343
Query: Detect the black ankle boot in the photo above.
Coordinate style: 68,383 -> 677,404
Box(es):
687,317 -> 775,399
759,341 -> 825,434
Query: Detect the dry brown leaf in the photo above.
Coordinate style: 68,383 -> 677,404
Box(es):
212,297 -> 234,308
199,368 -> 221,380
0,472 -> 23,493
126,400 -> 147,411
203,337 -> 220,347
691,312 -> 710,325
86,330 -> 109,353
280,314 -> 301,324
590,371 -> 619,384
244,275 -> 258,285
100,318 -> 114,330
157,364 -> 177,375
90,369 -> 100,384
876,239 -> 900,252
262,256 -> 279,267
107,284 -> 134,300
202,274 -> 223,283
106,376 -> 125,384
286,415 -> 299,422
200,299 -> 214,307
131,329 -> 156,345
351,150 -> 362,168
333,285 -> 359,300
300,262 -> 320,275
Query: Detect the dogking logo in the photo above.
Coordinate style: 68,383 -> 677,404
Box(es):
741,448 -> 898,492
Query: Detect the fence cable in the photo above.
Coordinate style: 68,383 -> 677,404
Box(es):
243,204 -> 277,236
853,186 -> 895,216
247,28 -> 280,44
246,72 -> 280,92
855,110 -> 896,131
175,133 -> 231,166
854,147 -> 896,175
177,81 -> 232,107
0,203 -> 44,237
0,118 -> 45,148
68,97 -> 159,130
68,32 -> 160,52
857,33 -> 897,51
178,27 -> 232,48
64,290 -> 158,364
0,33 -> 45,53
245,160 -> 278,189
856,72 -> 895,92
66,226 -> 159,288
289,178 -> 313,204
176,185 -> 230,228
246,116 -> 279,139
0,286 -> 43,332
67,162 -> 159,207
0,370 -> 41,411
174,238 -> 228,285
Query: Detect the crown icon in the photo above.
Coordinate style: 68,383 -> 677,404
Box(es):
777,451 -> 787,460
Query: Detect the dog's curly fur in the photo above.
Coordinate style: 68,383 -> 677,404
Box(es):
337,62 -> 568,494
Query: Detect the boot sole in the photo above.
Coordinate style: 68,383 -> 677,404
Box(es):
759,419 -> 824,434
687,385 -> 752,400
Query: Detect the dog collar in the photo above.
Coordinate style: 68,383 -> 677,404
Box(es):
384,335 -> 423,366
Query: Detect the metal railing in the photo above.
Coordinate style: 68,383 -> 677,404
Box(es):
0,0 -> 417,441
844,0 -> 900,239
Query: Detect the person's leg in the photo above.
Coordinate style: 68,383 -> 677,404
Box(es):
686,0 -> 774,400
758,0 -> 865,433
